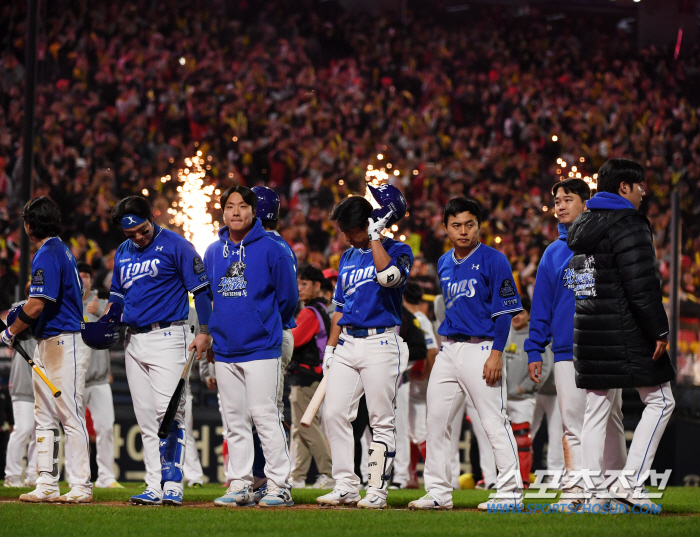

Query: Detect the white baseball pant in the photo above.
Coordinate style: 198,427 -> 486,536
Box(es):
324,329 -> 407,500
424,339 -> 522,503
449,400 -> 466,488
508,398 -> 537,425
33,333 -> 92,493
278,329 -> 294,415
125,325 -> 188,494
464,397 -> 498,487
530,393 -> 565,471
555,360 -> 627,485
4,400 -> 37,482
583,382 -> 674,493
392,380 -> 411,486
216,357 -> 291,490
84,383 -> 117,487
408,378 -> 428,445
183,389 -> 204,485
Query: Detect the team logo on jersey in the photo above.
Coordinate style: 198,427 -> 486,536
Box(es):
443,278 -> 477,308
563,255 -> 597,298
397,254 -> 411,273
218,261 -> 248,297
499,279 -> 516,298
31,269 -> 45,285
120,259 -> 161,289
341,265 -> 376,295
193,257 -> 205,275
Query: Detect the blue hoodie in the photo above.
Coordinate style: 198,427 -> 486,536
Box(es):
203,219 -> 299,362
524,223 -> 576,363
585,191 -> 635,211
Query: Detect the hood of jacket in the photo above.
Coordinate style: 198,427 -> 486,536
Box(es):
217,218 -> 267,259
558,223 -> 568,240
567,195 -> 637,253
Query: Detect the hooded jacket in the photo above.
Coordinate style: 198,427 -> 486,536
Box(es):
204,219 -> 299,363
566,192 -> 675,389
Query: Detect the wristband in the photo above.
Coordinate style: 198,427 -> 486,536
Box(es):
18,308 -> 37,326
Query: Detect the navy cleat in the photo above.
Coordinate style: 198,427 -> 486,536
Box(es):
254,482 -> 267,504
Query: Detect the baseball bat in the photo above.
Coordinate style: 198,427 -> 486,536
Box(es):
0,319 -> 61,398
300,376 -> 327,428
158,348 -> 197,439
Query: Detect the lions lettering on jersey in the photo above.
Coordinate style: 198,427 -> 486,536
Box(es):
341,265 -> 377,296
218,261 -> 248,297
443,278 -> 477,308
119,259 -> 161,289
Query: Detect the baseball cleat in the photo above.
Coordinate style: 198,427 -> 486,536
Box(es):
187,481 -> 203,488
3,476 -> 23,488
477,499 -> 524,512
130,487 -> 163,505
19,487 -> 60,503
309,474 -> 335,489
162,488 -> 183,506
23,477 -> 37,487
253,482 -> 267,503
289,478 -> 306,489
408,493 -> 453,510
616,488 -> 661,513
357,493 -> 387,509
106,481 -> 124,489
574,495 -> 616,514
316,489 -> 361,506
214,485 -> 254,507
51,489 -> 93,504
258,485 -> 294,508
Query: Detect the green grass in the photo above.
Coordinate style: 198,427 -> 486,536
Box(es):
2,483 -> 700,537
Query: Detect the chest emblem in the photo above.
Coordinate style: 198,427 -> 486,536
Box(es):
218,261 -> 248,297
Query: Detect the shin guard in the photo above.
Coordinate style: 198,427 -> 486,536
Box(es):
367,441 -> 395,489
36,429 -> 60,479
512,422 -> 533,486
160,421 -> 185,485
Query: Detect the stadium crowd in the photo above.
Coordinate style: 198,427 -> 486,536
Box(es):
1,0 -> 700,311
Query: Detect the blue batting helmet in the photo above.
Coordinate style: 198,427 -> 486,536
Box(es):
368,184 -> 407,227
81,304 -> 123,350
251,186 -> 280,221
6,302 -> 33,341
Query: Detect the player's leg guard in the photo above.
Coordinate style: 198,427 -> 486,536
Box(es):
36,429 -> 60,479
367,441 -> 395,489
512,422 -> 533,487
160,422 -> 185,485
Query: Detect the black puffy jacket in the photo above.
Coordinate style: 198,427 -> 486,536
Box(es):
566,197 -> 675,390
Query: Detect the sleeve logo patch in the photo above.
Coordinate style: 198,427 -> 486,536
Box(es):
193,257 -> 205,275
503,298 -> 518,307
31,269 -> 45,286
499,279 -> 515,298
396,253 -> 411,272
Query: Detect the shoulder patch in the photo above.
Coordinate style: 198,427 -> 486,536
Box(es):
193,256 -> 205,275
397,254 -> 411,272
499,279 -> 516,298
32,269 -> 45,286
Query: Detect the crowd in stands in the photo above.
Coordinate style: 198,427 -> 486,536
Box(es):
1,0 -> 699,312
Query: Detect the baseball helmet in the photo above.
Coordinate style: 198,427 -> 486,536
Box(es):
81,304 -> 123,350
251,186 -> 280,221
6,302 -> 33,341
368,184 -> 407,227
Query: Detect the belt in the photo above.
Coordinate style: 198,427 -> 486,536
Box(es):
445,335 -> 493,343
342,326 -> 389,338
129,321 -> 183,334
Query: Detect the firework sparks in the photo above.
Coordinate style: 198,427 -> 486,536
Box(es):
365,156 -> 394,238
165,152 -> 220,256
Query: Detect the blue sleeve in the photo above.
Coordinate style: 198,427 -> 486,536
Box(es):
193,287 -> 212,325
271,254 -> 299,326
387,242 -> 413,285
524,257 -> 553,363
29,250 -> 60,302
491,254 -> 522,318
175,238 -> 210,293
109,251 -> 125,306
493,312 -> 511,352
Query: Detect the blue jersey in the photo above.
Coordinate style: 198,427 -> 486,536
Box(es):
29,238 -> 84,338
333,237 -> 413,328
268,230 -> 297,329
110,225 -> 210,327
437,242 -> 522,338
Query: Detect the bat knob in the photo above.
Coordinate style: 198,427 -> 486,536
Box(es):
54,391 -> 61,398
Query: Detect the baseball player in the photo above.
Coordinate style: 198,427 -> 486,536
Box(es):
106,195 -> 212,506
316,189 -> 412,509
3,326 -> 38,488
409,197 -> 523,511
402,283 -> 439,487
529,364 -> 564,473
77,262 -> 122,489
503,295 -> 552,488
1,197 -> 93,503
205,185 -> 298,508
525,178 -> 626,505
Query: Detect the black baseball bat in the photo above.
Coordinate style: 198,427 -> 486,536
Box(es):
158,348 -> 197,439
0,319 -> 61,398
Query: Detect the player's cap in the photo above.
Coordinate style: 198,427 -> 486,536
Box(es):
81,319 -> 121,350
6,301 -> 33,341
367,184 -> 407,227
322,268 -> 338,279
251,186 -> 280,221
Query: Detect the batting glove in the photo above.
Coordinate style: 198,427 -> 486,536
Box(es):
367,211 -> 393,242
1,327 -> 16,348
323,345 -> 335,375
